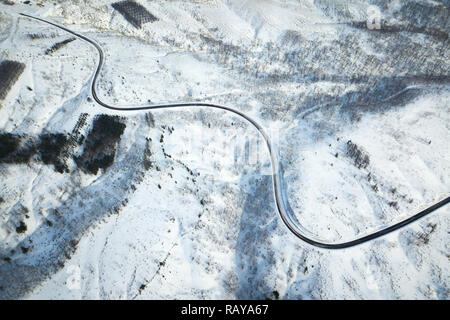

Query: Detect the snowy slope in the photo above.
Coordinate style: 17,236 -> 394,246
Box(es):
0,0 -> 448,299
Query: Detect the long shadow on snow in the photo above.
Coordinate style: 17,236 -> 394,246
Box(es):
234,173 -> 280,299
0,136 -> 146,299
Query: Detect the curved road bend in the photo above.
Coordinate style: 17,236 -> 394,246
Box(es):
19,13 -> 450,249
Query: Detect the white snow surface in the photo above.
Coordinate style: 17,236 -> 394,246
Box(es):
0,0 -> 448,299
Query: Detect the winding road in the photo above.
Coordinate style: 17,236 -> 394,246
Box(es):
19,13 -> 450,249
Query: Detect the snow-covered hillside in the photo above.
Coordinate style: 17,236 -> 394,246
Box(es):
0,0 -> 448,299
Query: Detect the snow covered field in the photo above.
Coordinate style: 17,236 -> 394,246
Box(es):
0,0 -> 448,299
